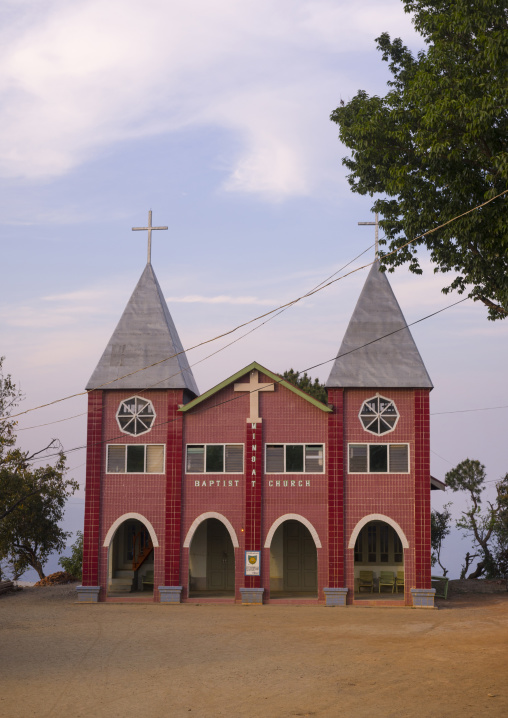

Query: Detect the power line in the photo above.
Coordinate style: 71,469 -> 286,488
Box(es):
12,244 -> 376,431
16,412 -> 87,432
431,405 -> 508,416
4,188 -> 506,424
25,295 -> 469,465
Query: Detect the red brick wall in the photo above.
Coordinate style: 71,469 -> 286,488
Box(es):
343,389 -> 419,602
414,389 -> 431,588
181,383 -> 246,599
97,389 -> 178,600
244,422 -> 263,589
164,390 -> 184,588
91,376 -> 431,603
82,391 -> 103,586
181,376 -> 329,600
327,388 -> 344,587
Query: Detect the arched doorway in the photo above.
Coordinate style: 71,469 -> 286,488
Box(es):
188,518 -> 235,597
107,518 -> 154,596
270,520 -> 317,597
353,520 -> 404,600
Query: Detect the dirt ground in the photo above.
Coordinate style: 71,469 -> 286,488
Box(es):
1,584 -> 508,718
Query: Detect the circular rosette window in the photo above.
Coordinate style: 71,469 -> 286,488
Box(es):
116,396 -> 156,436
359,395 -> 399,435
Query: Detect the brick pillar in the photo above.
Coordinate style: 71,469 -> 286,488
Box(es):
414,389 -> 431,588
164,390 -> 184,587
243,421 -> 263,589
82,391 -> 103,587
327,388 -> 345,588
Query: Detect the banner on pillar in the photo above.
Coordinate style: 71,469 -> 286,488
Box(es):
244,551 -> 261,576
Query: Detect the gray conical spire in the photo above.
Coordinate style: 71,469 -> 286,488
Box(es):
326,262 -> 432,388
86,264 -> 199,394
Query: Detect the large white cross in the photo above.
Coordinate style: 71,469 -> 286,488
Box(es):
132,210 -> 168,265
358,212 -> 379,259
234,369 -> 274,424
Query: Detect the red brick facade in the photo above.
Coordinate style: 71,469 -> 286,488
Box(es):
81,369 -> 433,607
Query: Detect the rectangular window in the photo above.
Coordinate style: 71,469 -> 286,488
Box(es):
348,443 -> 409,473
106,445 -> 165,474
265,444 -> 325,473
185,444 -> 244,473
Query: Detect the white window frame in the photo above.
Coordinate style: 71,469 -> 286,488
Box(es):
106,444 -> 166,474
358,394 -> 399,436
116,395 -> 156,437
264,443 -> 325,474
185,443 -> 245,474
348,443 -> 410,474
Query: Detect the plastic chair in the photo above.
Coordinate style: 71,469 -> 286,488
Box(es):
358,570 -> 374,593
379,571 -> 395,593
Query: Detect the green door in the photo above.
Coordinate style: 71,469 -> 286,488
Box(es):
206,519 -> 235,591
283,520 -> 317,592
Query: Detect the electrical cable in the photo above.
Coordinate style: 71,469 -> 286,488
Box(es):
12,244 -> 376,430
3,187 -> 506,423
24,295 -> 469,465
431,405 -> 508,416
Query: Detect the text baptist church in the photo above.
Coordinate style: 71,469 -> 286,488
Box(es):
77,214 -> 443,608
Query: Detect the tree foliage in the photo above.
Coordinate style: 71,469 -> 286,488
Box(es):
58,530 -> 83,580
445,458 -> 508,578
282,369 -> 328,404
331,0 -> 508,320
430,503 -> 452,576
0,358 -> 78,580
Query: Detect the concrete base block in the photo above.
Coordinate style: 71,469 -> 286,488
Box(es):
324,587 -> 348,607
240,587 -> 264,605
411,588 -> 436,608
76,586 -> 100,603
159,586 -> 183,604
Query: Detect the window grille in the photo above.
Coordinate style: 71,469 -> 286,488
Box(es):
359,395 -> 399,435
116,396 -> 156,436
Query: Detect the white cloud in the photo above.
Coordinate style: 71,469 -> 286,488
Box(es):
0,0 -> 422,197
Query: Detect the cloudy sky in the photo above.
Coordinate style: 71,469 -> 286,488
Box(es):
1,0 -> 507,577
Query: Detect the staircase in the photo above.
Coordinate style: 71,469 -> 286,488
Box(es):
108,569 -> 134,594
132,535 -> 153,571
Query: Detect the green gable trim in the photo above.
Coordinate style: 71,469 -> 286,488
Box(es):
179,361 -> 332,414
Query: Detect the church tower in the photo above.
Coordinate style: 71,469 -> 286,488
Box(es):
325,261 -> 435,606
80,219 -> 198,603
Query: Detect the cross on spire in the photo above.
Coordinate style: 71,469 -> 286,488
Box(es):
358,212 -> 379,259
132,210 -> 168,265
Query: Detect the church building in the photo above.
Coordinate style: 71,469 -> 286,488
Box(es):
78,221 -> 441,608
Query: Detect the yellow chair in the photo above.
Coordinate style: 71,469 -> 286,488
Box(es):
378,571 -> 395,593
396,570 -> 404,593
358,570 -> 374,593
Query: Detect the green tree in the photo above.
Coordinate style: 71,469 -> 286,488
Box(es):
282,369 -> 328,404
445,458 -> 508,578
330,0 -> 508,320
430,503 -> 451,576
0,358 -> 78,580
58,531 -> 83,580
